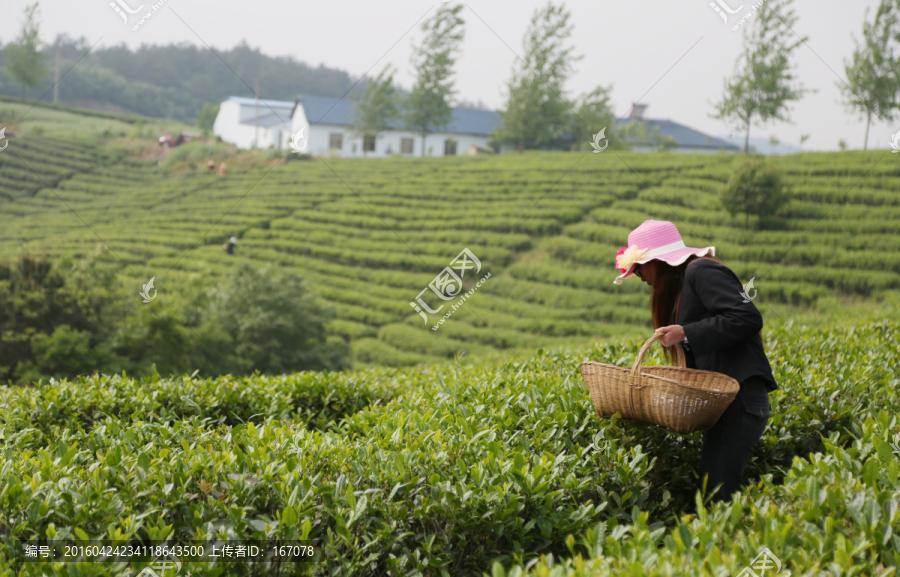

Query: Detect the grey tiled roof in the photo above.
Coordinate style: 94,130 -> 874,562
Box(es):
295,94 -> 502,136
230,97 -> 294,128
615,118 -> 739,150
230,97 -> 295,109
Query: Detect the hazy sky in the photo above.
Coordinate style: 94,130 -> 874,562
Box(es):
1,0 -> 896,151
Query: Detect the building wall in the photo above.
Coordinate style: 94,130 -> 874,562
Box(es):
290,104 -> 513,157
213,99 -> 291,150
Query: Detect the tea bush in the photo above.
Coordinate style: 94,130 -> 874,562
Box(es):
501,413 -> 900,577
1,311 -> 898,576
0,368 -> 398,436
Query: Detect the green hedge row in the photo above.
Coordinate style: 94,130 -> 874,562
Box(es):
506,414 -> 900,577
3,315 -> 896,575
0,370 -> 398,436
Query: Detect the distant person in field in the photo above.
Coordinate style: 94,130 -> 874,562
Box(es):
226,236 -> 237,255
218,162 -> 227,176
613,219 -> 777,504
208,160 -> 215,171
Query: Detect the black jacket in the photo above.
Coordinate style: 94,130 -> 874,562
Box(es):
676,259 -> 778,392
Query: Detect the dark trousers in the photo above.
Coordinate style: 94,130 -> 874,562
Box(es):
698,375 -> 770,503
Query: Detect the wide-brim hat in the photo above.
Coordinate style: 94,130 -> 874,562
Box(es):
613,220 -> 715,284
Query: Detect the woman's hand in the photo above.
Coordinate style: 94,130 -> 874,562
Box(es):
655,325 -> 686,347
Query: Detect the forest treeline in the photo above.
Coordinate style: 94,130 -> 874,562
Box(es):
0,37 -> 362,122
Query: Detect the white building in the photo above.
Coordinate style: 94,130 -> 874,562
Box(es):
289,94 -> 513,157
212,96 -> 737,156
212,94 -> 513,156
212,96 -> 294,150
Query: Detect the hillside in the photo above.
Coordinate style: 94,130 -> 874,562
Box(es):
0,39 -> 362,122
0,304 -> 898,575
1,101 -> 900,368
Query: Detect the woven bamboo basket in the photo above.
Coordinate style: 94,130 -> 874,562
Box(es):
580,333 -> 739,434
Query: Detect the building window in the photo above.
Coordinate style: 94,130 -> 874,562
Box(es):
329,133 -> 343,150
363,136 -> 376,152
444,139 -> 457,156
401,138 -> 414,154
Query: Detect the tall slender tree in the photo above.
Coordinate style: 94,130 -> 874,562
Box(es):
404,4 -> 465,157
5,3 -> 49,100
494,2 -> 582,151
348,65 -> 401,157
710,0 -> 811,154
196,103 -> 220,137
567,85 -> 616,151
839,0 -> 900,150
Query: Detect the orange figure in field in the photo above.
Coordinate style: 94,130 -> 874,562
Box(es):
218,162 -> 227,176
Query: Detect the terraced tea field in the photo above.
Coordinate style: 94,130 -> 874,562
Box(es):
1,102 -> 900,367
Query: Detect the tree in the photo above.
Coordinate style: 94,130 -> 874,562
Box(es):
0,248 -> 120,385
710,0 -> 811,154
720,158 -> 790,229
404,4 -> 465,157
0,250 -> 350,383
108,304 -> 198,379
203,264 -> 350,375
196,102 -> 220,137
494,2 -> 582,151
616,121 -> 679,151
22,325 -> 100,384
5,3 -> 49,100
838,0 -> 900,150
348,65 -> 401,156
567,85 -> 616,151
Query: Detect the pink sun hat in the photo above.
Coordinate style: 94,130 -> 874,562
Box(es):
613,220 -> 715,284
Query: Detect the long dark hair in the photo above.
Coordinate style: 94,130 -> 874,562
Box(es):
650,255 -> 764,364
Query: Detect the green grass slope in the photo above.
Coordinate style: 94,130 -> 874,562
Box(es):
1,104 -> 899,368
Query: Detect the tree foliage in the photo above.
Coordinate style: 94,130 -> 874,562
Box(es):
404,4 -> 465,156
839,0 -> 900,150
0,37 -> 360,123
0,251 -> 350,384
616,120 -> 679,151
710,0 -> 811,154
566,85 -> 617,151
4,3 -> 48,99
0,249 -> 119,385
720,158 -> 791,228
494,2 -> 582,150
348,65 -> 401,156
203,263 -> 350,375
196,102 -> 220,137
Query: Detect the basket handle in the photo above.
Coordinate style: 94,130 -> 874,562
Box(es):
629,333 -> 686,377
